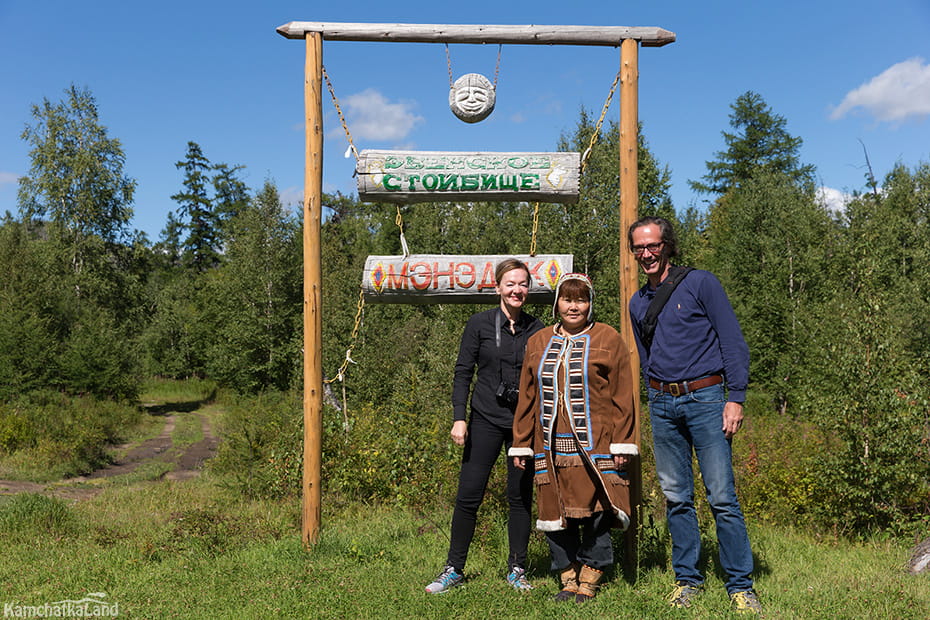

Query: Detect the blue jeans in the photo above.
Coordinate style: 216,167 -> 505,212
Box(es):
648,383 -> 754,594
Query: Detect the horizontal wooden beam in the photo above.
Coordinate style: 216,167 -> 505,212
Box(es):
276,22 -> 675,47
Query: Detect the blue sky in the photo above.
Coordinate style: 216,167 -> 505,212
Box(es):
1,1 -> 928,240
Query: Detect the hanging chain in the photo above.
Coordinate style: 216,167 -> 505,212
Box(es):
529,202 -> 540,257
446,43 -> 503,88
320,64 -> 367,400
322,65 -> 359,161
580,67 -> 623,173
325,287 -> 366,385
395,205 -> 410,257
445,44 -> 454,88
493,44 -> 502,88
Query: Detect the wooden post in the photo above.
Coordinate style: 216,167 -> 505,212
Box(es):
302,32 -> 324,547
618,38 -> 642,579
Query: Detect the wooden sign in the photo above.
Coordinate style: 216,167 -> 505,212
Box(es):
362,254 -> 573,304
356,150 -> 580,204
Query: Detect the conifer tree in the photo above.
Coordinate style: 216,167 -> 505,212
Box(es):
690,91 -> 815,196
171,141 -> 217,271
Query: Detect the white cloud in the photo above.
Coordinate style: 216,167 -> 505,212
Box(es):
279,186 -> 303,208
341,88 -> 424,142
831,57 -> 930,123
816,186 -> 850,214
0,171 -> 19,186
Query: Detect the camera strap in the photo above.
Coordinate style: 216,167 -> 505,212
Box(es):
641,265 -> 694,354
495,309 -> 523,386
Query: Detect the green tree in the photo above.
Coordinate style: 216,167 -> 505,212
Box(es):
692,92 -> 826,405
690,91 -> 815,196
705,173 -> 834,407
545,108 -> 677,326
11,86 -> 144,400
786,161 -> 930,534
171,141 -> 217,271
17,84 -> 137,278
212,163 -> 250,244
202,180 -> 302,392
17,85 -> 136,243
0,218 -> 142,401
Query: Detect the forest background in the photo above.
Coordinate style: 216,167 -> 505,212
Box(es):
1,85 -> 928,583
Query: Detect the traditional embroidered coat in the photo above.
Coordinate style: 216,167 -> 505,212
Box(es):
509,322 -> 638,532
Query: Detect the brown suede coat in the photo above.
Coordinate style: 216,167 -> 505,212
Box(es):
509,322 -> 638,531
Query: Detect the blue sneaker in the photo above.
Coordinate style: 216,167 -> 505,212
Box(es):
506,566 -> 533,591
425,565 -> 463,593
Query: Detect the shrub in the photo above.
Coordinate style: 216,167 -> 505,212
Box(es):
0,390 -> 142,479
211,390 -> 303,500
213,385 -> 460,509
0,493 -> 78,539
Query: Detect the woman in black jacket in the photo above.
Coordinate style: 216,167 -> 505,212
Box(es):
425,258 -> 544,593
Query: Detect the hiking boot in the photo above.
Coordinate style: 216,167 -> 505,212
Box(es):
505,566 -> 533,591
553,562 -> 580,601
425,565 -> 463,593
730,589 -> 762,614
575,565 -> 604,603
668,581 -> 704,608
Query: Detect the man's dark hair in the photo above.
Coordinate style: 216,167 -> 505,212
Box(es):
628,216 -> 680,259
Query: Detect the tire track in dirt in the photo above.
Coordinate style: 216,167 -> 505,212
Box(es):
0,408 -> 220,500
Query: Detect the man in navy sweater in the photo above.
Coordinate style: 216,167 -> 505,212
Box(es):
627,216 -> 761,615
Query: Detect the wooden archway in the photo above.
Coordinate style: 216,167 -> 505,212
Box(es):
276,23 -> 676,568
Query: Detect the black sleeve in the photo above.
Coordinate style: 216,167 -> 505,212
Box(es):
451,313 -> 482,422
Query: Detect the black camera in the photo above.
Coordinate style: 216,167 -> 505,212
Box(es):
496,382 -> 520,405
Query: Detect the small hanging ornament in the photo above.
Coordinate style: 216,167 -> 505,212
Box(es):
449,73 -> 496,123
446,44 -> 501,123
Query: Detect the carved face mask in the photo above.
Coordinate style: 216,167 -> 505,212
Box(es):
449,73 -> 496,123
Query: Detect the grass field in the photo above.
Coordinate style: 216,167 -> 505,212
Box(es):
0,473 -> 927,619
0,379 -> 926,618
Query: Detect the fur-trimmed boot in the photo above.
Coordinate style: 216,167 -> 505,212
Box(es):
575,565 -> 604,602
553,562 -> 580,602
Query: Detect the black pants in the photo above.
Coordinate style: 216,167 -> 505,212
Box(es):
545,510 -> 614,571
446,414 -> 534,572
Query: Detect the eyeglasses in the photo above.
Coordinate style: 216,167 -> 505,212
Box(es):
630,242 -> 664,256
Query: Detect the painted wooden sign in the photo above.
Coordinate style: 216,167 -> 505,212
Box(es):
356,150 -> 580,204
362,254 -> 573,304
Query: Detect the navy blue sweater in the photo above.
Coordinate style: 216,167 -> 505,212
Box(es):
629,269 -> 749,403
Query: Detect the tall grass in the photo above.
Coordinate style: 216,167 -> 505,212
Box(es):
0,390 -> 143,481
0,475 -> 926,619
1,379 -> 926,618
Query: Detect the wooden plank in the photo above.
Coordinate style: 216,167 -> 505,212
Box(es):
276,22 -> 676,47
357,150 -> 580,204
362,254 -> 573,304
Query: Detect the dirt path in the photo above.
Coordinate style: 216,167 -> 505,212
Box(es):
0,407 -> 220,501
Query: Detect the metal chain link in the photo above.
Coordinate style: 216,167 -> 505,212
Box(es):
325,287 -> 366,385
445,44 -> 454,88
580,68 -> 622,173
530,202 -> 540,256
395,205 -> 410,257
445,43 -> 503,88
494,44 -> 502,88
322,65 -> 358,161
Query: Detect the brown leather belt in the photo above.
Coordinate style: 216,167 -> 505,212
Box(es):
649,374 -> 723,397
